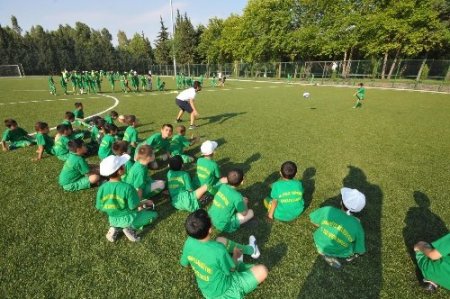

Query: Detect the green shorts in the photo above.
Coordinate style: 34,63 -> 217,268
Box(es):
8,140 -> 33,150
62,176 -> 91,192
218,267 -> 258,299
215,214 -> 240,233
132,210 -> 158,230
171,191 -> 199,212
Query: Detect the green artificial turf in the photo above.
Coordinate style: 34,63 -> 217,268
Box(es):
0,77 -> 449,298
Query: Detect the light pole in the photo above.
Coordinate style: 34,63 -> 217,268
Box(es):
170,0 -> 177,77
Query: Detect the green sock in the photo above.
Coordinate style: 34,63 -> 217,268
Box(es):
225,239 -> 254,256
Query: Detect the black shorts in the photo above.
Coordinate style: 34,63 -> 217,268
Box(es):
176,98 -> 193,113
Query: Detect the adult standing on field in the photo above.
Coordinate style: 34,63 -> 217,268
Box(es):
175,80 -> 201,130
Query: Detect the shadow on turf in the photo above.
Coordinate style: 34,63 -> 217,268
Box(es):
302,167 -> 316,210
402,191 -> 448,282
298,165 -> 384,299
197,112 -> 247,126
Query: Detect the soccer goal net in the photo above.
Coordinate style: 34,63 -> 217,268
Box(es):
0,64 -> 25,77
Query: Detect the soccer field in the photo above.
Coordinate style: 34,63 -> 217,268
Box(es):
0,77 -> 449,298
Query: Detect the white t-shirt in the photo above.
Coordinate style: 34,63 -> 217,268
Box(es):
177,87 -> 196,101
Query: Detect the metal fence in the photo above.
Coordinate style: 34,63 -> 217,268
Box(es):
150,59 -> 450,92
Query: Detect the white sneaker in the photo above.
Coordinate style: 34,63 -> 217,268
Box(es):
123,227 -> 141,242
249,235 -> 260,259
237,254 -> 244,263
106,227 -> 120,242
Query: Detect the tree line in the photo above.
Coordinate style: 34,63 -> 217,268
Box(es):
1,0 -> 449,76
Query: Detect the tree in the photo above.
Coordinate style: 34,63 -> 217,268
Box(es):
154,16 -> 172,65
173,10 -> 197,72
128,33 -> 154,72
198,18 -> 224,64
11,15 -> 22,36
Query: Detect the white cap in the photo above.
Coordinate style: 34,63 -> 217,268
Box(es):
100,154 -> 130,176
200,140 -> 218,156
341,187 -> 366,214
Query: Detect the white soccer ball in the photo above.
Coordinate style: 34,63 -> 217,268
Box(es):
303,92 -> 310,99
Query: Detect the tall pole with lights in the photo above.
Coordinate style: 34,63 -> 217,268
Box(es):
170,0 -> 177,77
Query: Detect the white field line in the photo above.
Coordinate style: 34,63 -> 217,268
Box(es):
28,94 -> 119,136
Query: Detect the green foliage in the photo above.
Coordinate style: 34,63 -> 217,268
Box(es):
154,16 -> 172,65
420,64 -> 430,81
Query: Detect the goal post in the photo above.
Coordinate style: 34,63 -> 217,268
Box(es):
0,64 -> 25,78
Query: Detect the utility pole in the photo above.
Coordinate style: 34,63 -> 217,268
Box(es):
170,0 -> 177,78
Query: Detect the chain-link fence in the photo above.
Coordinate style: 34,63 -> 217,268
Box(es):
150,59 -> 450,92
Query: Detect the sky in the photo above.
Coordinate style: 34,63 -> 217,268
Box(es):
0,0 -> 248,45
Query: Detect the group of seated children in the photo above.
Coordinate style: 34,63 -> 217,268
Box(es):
3,101 -> 448,297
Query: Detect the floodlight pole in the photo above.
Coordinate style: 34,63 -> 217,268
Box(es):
170,0 -> 177,78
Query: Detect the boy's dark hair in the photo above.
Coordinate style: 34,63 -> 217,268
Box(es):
185,209 -> 211,239
161,123 -> 173,130
56,123 -> 70,134
126,115 -> 136,125
112,140 -> 128,155
168,155 -> 183,171
65,111 -> 75,121
281,161 -> 297,179
68,139 -> 84,152
103,123 -> 118,134
359,82 -> 364,86
193,80 -> 201,90
95,118 -> 106,128
35,121 -> 49,131
176,125 -> 186,134
227,169 -> 244,186
4,119 -> 17,128
110,110 -> 119,118
74,102 -> 83,108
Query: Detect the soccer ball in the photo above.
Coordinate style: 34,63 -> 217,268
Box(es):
303,92 -> 310,99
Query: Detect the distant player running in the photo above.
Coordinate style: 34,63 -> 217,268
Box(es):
353,83 -> 366,108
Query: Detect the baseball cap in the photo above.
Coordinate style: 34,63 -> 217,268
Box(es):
100,154 -> 130,176
200,140 -> 218,156
341,187 -> 366,214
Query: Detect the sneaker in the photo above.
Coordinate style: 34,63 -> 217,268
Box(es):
176,119 -> 182,123
106,227 -> 121,242
249,235 -> 261,259
237,254 -> 244,263
188,125 -> 196,130
423,280 -> 438,292
123,227 -> 141,242
345,254 -> 359,262
322,255 -> 341,269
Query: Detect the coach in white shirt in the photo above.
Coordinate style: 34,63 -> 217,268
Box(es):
175,80 -> 201,129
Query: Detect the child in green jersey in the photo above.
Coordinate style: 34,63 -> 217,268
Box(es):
58,139 -> 100,191
33,122 -> 54,161
353,82 -> 366,108
112,140 -> 134,181
194,140 -> 227,196
264,161 -> 305,221
97,154 -> 157,242
1,119 -> 34,151
208,169 -> 254,233
309,188 -> 366,269
73,102 -> 84,120
180,209 -> 267,299
125,145 -> 165,200
48,76 -> 56,95
167,155 -> 210,212
414,234 -> 450,292
104,110 -> 119,125
139,123 -> 173,169
98,123 -> 118,160
52,124 -> 72,161
123,115 -> 139,158
169,125 -> 198,164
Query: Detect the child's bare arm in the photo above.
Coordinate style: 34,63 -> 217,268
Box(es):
267,199 -> 278,219
414,241 -> 442,260
34,145 -> 44,161
1,141 -> 8,151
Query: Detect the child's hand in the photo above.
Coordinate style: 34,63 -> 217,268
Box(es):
232,248 -> 243,261
219,177 -> 228,184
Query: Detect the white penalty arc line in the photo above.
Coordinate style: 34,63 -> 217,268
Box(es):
29,94 -> 119,136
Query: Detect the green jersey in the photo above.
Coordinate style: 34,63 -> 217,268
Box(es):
170,134 -> 190,156
73,109 -> 84,119
309,206 -> 366,258
357,87 -> 366,99
416,233 -> 450,290
270,179 -> 305,221
95,180 -> 140,228
58,152 -> 89,186
52,135 -> 70,157
91,126 -> 100,143
167,169 -> 193,197
125,162 -> 153,191
144,132 -> 170,153
196,157 -> 221,186
2,127 -> 29,142
123,126 -> 138,143
104,115 -> 114,125
35,132 -> 54,154
180,237 -> 236,298
208,184 -> 246,232
98,134 -> 115,160
121,159 -> 135,182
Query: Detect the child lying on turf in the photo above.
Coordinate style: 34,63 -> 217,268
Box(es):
1,119 -> 34,151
